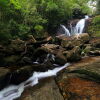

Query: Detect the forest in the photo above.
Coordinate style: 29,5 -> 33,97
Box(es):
0,0 -> 99,44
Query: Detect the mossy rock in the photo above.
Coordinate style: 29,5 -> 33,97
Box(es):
4,55 -> 20,66
69,61 -> 100,82
88,15 -> 100,37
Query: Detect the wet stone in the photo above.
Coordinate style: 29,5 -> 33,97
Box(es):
0,67 -> 10,90
17,78 -> 64,100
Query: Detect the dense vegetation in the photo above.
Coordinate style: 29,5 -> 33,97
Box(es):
88,15 -> 100,37
0,0 -> 99,44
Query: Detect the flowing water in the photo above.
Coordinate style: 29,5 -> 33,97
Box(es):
0,63 -> 70,100
60,25 -> 71,36
59,15 -> 89,36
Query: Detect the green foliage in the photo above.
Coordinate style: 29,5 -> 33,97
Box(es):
97,0 -> 100,14
88,15 -> 100,37
0,22 -> 12,44
34,25 -> 45,38
92,15 -> 100,24
0,0 -> 93,44
34,25 -> 44,33
0,0 -> 9,8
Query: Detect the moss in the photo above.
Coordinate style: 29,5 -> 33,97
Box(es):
70,69 -> 100,82
88,15 -> 100,37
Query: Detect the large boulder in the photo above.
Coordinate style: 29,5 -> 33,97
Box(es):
56,33 -> 90,49
56,56 -> 100,100
9,62 -> 56,84
33,44 -> 67,65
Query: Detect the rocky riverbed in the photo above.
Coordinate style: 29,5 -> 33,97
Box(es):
0,33 -> 100,100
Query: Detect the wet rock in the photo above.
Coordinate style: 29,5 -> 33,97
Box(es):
17,78 -> 64,100
0,67 -> 10,90
57,76 -> 100,100
3,55 -> 20,66
81,44 -> 93,56
26,35 -> 36,44
10,66 -> 33,84
9,38 -> 25,53
89,37 -> 100,48
56,57 -> 100,100
57,33 -> 90,49
67,57 -> 100,81
89,50 -> 100,56
19,57 -> 33,65
63,46 -> 81,62
41,44 -> 60,53
10,62 -> 56,84
35,44 -> 67,65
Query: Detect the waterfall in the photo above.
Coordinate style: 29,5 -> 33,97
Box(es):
75,15 -> 89,34
0,63 -> 70,100
60,25 -> 71,36
59,15 -> 89,36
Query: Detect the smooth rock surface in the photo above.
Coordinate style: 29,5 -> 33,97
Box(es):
56,56 -> 100,100
17,78 -> 64,100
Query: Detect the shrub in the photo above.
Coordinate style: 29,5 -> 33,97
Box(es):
88,15 -> 100,37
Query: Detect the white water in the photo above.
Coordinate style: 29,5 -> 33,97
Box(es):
60,15 -> 89,36
0,63 -> 70,100
60,25 -> 71,36
44,54 -> 55,63
75,15 -> 89,34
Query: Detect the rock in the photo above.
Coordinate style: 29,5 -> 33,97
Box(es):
27,35 -> 36,44
0,67 -> 10,90
56,56 -> 100,100
3,55 -> 20,66
17,78 -> 64,100
9,62 -> 55,84
63,46 -> 81,62
57,76 -> 100,100
67,57 -> 100,81
89,37 -> 100,48
41,44 -> 60,53
9,38 -> 25,53
81,44 -> 93,56
34,44 -> 67,65
56,33 -> 90,49
9,66 -> 33,84
19,57 -> 33,65
89,50 -> 100,56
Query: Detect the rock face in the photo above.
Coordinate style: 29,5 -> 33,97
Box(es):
56,56 -> 100,100
17,78 -> 64,100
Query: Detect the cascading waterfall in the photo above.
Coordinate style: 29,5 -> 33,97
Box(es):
60,25 -> 71,36
0,63 -> 70,100
59,15 -> 89,36
75,15 -> 89,34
